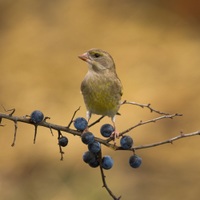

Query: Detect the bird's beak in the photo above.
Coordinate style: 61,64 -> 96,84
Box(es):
78,52 -> 90,63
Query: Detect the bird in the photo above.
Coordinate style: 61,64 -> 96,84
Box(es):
78,48 -> 123,141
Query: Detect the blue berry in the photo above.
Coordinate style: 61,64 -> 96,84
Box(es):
89,159 -> 99,168
101,155 -> 113,170
129,155 -> 142,168
83,151 -> 96,164
81,132 -> 95,144
120,135 -> 133,149
74,117 -> 88,131
100,124 -> 114,137
88,141 -> 101,154
58,136 -> 68,147
30,110 -> 44,124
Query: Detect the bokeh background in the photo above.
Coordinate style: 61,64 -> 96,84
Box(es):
0,0 -> 200,199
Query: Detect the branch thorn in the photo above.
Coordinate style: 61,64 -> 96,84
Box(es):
1,105 -> 15,116
11,120 -> 18,147
67,106 -> 81,128
33,125 -> 38,144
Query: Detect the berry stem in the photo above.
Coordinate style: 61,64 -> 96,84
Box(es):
99,150 -> 121,200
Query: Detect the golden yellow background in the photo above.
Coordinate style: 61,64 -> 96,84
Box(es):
0,0 -> 200,199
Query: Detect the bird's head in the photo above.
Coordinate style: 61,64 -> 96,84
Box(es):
78,48 -> 116,73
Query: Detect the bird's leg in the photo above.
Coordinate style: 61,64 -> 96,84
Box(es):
86,111 -> 91,122
83,111 -> 91,133
111,116 -> 119,144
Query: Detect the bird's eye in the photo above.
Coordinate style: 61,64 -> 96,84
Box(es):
93,53 -> 101,58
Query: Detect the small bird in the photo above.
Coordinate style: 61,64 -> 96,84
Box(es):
78,48 -> 123,140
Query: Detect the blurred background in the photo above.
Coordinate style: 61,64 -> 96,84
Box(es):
0,0 -> 200,199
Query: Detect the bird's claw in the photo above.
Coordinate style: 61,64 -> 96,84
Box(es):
111,130 -> 119,145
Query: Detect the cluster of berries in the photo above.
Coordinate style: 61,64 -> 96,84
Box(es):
30,110 -> 69,147
30,111 -> 142,169
73,117 -> 142,169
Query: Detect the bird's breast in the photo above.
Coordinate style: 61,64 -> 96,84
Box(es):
81,73 -> 122,117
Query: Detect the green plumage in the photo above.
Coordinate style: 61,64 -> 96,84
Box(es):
79,48 -> 123,122
81,70 -> 122,117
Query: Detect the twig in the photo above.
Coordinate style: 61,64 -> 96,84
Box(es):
0,117 -> 4,126
33,125 -> 38,144
88,115 -> 105,128
0,112 -> 81,136
121,100 -> 177,115
58,130 -> 65,161
48,125 -> 54,136
99,151 -> 121,200
11,121 -> 18,147
44,117 -> 54,136
106,113 -> 182,143
1,105 -> 15,116
113,130 -> 200,151
67,106 -> 81,128
120,113 -> 182,135
133,130 -> 200,150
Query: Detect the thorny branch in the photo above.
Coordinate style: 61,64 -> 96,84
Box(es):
121,100 -> 171,115
114,130 -> 200,151
11,121 -> 18,147
67,106 -> 81,128
137,130 -> 200,149
58,130 -> 65,161
106,113 -> 183,144
0,104 -> 199,200
99,150 -> 121,200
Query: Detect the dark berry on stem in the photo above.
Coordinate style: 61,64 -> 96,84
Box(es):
58,136 -> 68,147
88,141 -> 101,154
30,110 -> 44,124
81,132 -> 95,144
129,155 -> 142,168
100,124 -> 114,138
83,151 -> 96,164
74,117 -> 88,131
101,155 -> 113,170
120,135 -> 133,149
89,159 -> 100,168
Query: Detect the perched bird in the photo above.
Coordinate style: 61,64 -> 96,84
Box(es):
78,48 -> 123,140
